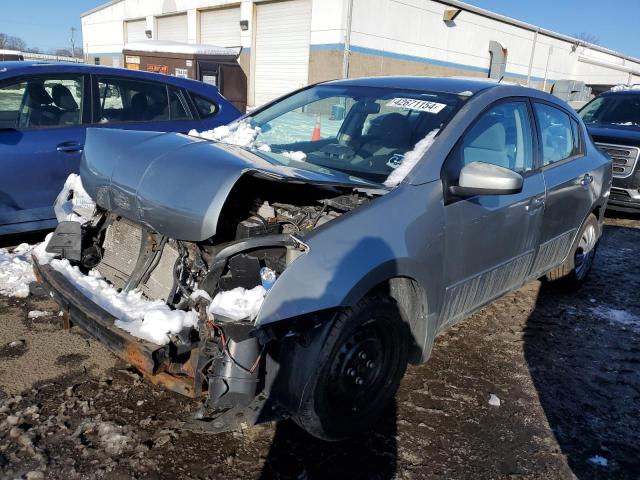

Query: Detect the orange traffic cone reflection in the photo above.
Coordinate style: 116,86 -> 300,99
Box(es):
311,115 -> 321,141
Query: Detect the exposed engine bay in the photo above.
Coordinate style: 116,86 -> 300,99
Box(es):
43,174 -> 378,432
82,176 -> 373,311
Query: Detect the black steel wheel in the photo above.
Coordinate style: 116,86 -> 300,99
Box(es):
292,295 -> 409,440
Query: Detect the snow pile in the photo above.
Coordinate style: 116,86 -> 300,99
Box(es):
384,129 -> 439,187
27,310 -> 53,319
0,234 -> 56,298
53,174 -> 95,223
189,121 -> 267,149
610,84 -> 640,92
591,305 -> 639,329
208,285 -> 267,321
41,257 -> 198,345
488,394 -> 501,407
0,243 -> 36,298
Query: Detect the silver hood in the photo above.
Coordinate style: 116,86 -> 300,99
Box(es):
80,128 -> 381,241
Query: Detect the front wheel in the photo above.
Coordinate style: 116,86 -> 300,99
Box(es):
292,295 -> 409,440
545,213 -> 599,287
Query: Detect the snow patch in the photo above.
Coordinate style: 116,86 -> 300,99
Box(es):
591,305 -> 639,329
588,455 -> 608,467
53,174 -> 95,223
280,150 -> 307,162
488,394 -> 501,407
384,129 -> 439,187
0,243 -> 38,298
27,310 -> 53,319
208,285 -> 267,321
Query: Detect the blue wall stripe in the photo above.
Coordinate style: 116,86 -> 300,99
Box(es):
310,43 -> 554,84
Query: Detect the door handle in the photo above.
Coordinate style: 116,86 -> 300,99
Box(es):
580,174 -> 594,186
526,196 -> 545,211
56,141 -> 84,153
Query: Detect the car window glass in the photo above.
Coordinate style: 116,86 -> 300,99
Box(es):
168,87 -> 191,120
192,95 -> 219,118
97,77 -> 169,123
534,103 -> 574,165
460,101 -> 534,173
0,76 -> 83,129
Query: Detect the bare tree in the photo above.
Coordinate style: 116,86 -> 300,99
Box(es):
0,33 -> 27,51
573,32 -> 600,46
51,47 -> 84,58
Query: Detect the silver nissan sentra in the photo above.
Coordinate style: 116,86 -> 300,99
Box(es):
36,76 -> 611,440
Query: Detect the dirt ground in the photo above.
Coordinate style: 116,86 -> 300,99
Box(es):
0,214 -> 638,480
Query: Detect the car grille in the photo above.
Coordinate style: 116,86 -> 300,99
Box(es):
596,143 -> 640,178
610,187 -> 631,198
96,217 -> 178,301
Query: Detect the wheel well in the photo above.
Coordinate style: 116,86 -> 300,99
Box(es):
592,205 -> 602,222
370,277 -> 430,365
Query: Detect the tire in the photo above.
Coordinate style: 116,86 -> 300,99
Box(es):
291,295 -> 409,441
545,213 -> 599,287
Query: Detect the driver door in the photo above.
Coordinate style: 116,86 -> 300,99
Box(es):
439,99 -> 545,329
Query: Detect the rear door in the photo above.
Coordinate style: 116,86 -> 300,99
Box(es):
92,75 -> 202,134
529,101 -> 595,276
0,73 -> 89,231
440,99 -> 545,328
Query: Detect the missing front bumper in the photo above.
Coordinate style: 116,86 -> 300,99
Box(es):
32,256 -> 198,398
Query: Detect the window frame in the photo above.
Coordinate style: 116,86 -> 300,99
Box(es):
90,74 -> 194,125
0,73 -> 91,131
441,96 -> 541,202
531,99 -> 585,170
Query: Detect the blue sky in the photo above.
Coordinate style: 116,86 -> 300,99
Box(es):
1,0 -> 638,58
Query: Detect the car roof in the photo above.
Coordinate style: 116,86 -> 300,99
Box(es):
323,75 -> 513,95
0,61 -> 216,93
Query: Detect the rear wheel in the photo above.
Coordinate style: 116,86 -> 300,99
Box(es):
292,295 -> 409,440
545,213 -> 599,287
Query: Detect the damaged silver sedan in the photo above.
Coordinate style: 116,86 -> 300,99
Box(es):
34,77 -> 611,440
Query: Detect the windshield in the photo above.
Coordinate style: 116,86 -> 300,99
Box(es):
220,85 -> 465,184
579,94 -> 640,128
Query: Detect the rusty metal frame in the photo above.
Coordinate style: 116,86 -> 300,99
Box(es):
33,257 -> 201,398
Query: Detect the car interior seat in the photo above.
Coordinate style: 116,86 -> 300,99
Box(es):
130,92 -> 151,121
355,113 -> 413,171
51,84 -> 80,125
23,83 -> 60,127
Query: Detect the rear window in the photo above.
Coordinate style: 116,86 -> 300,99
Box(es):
192,94 -> 219,118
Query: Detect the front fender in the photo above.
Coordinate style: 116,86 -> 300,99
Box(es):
255,182 -> 445,326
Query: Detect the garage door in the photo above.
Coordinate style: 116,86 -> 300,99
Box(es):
125,19 -> 147,43
200,7 -> 241,46
254,0 -> 311,107
157,14 -> 188,42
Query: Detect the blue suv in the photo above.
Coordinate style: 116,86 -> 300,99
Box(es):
0,61 -> 241,235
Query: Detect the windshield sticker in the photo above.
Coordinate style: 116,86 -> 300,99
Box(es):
386,98 -> 447,114
387,154 -> 405,170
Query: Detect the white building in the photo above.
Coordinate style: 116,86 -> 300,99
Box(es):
81,0 -> 640,109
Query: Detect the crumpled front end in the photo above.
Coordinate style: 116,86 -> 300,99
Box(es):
37,139 -> 381,431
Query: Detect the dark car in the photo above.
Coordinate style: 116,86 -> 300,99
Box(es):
36,77 -> 610,440
0,61 -> 242,235
579,88 -> 640,212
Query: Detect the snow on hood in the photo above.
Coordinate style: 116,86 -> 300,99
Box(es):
610,84 -> 640,92
384,129 -> 439,187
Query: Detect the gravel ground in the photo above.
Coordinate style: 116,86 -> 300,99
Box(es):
0,214 -> 638,480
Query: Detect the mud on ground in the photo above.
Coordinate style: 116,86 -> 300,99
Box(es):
0,215 -> 638,480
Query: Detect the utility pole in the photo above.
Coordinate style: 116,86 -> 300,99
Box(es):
70,27 -> 76,57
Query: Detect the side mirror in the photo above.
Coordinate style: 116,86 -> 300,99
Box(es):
449,161 -> 523,197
